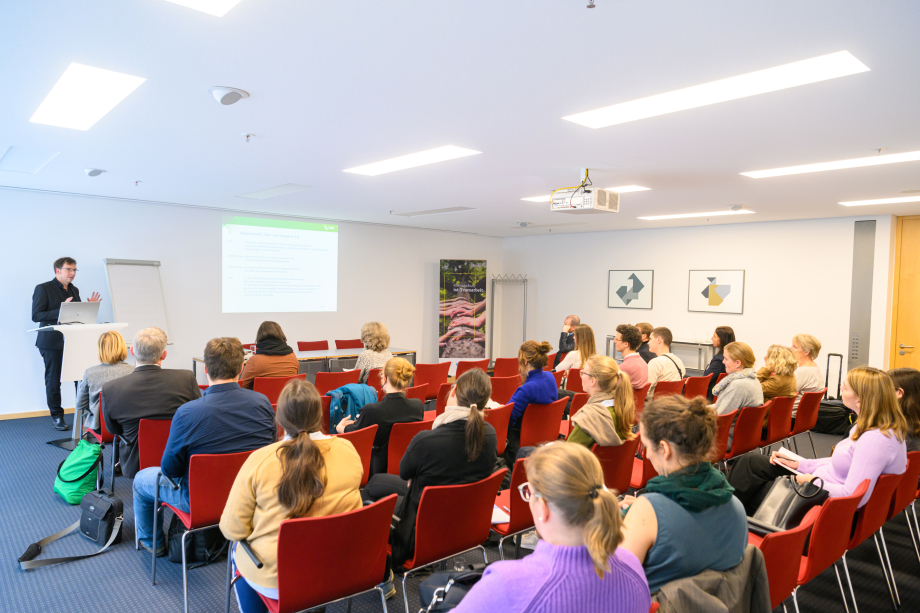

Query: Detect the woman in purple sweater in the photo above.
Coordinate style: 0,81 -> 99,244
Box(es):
454,443 -> 650,613
730,366 -> 908,513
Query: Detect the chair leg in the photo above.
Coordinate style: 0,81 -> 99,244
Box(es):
402,568 -> 414,613
514,534 -> 521,560
903,508 -> 920,567
842,553 -> 859,613
792,437 -> 799,455
792,586 -> 801,613
834,560 -> 852,613
807,430 -> 817,458
478,545 -> 488,566
875,531 -> 899,609
151,494 -> 159,586
181,530 -> 190,613
225,551 -> 233,613
345,597 -> 352,613
376,586 -> 388,613
497,535 -> 507,561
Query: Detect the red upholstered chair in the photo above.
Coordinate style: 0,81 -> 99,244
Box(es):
492,358 -> 519,378
748,506 -> 819,610
683,374 -> 712,399
723,402 -> 771,462
649,605 -> 659,613
334,425 -> 377,488
885,451 -> 920,567
321,396 -> 331,434
242,343 -> 257,352
559,393 -> 590,438
413,362 -> 451,401
398,471 -> 507,613
435,383 -> 452,417
153,451 -> 254,613
543,353 -> 556,371
633,383 -> 651,424
228,495 -> 398,613
314,370 -> 360,395
630,444 -> 659,492
491,459 -> 533,559
484,403 -> 513,456
405,384 -> 429,405
378,389 -> 386,402
593,437 -> 640,495
137,419 -> 172,472
784,389 -> 825,457
87,394 -> 117,445
519,398 -> 567,448
565,368 -> 584,393
456,359 -> 489,379
297,340 -> 329,351
551,371 -> 565,387
364,368 -> 383,392
387,420 -> 433,475
334,339 -> 364,349
760,396 -> 794,451
197,384 -> 209,391
490,376 -> 521,405
652,379 -> 684,399
710,410 -> 738,468
253,374 -> 307,408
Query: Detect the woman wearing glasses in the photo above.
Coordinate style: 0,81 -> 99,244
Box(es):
567,355 -> 636,449
453,443 -> 651,613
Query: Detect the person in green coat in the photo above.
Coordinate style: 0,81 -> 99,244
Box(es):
567,355 -> 636,448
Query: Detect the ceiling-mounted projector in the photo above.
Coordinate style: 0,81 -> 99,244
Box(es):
549,169 -> 619,214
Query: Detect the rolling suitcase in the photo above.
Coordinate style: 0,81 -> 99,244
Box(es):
814,353 -> 855,435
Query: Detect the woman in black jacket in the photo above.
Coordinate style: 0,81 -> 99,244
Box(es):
704,326 -> 735,398
337,357 -> 423,476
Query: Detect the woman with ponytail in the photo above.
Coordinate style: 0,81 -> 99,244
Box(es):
619,395 -> 747,593
567,355 -> 635,448
220,379 -> 363,612
454,443 -> 650,612
503,340 -> 559,466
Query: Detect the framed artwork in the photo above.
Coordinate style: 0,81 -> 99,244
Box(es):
608,270 -> 654,309
688,270 -> 745,314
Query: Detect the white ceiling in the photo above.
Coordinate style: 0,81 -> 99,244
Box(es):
2,0 -> 919,237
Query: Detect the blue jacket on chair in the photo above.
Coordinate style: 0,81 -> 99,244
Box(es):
327,383 -> 379,429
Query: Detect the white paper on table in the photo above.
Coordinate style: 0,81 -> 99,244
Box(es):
491,505 -> 510,524
773,447 -> 806,476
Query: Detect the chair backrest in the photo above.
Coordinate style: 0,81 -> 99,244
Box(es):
410,470 -> 506,568
484,403 -> 513,455
314,370 -> 360,395
321,396 -> 331,434
94,394 -> 116,444
138,419 -> 172,472
790,390 -> 825,435
364,368 -> 383,392
800,480 -> 869,584
543,353 -> 557,371
653,379 -> 685,399
519,398 -> 568,448
198,384 -> 209,391
633,383 -> 652,423
848,473 -> 902,549
435,383 -> 452,417
405,383 -> 429,404
592,437 -> 640,495
683,374 -> 713,399
724,402 -> 771,459
253,374 -> 307,407
630,444 -> 660,491
551,371 -> 565,387
715,372 -> 727,387
387,420 -> 433,475
569,393 -> 589,418
492,358 -> 520,378
297,340 -> 329,352
456,359 -> 490,379
489,375 -> 521,405
762,396 -> 794,447
334,425 -> 378,488
565,368 -> 584,393
710,410 -> 738,462
188,451 -> 254,528
276,495 -> 398,613
413,362 -> 451,401
891,451 -> 920,519
242,343 -> 257,352
334,339 -> 364,349
649,604 -> 660,613
757,506 -> 819,609
505,459 -> 533,535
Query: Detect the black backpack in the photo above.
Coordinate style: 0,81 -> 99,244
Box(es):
166,514 -> 227,568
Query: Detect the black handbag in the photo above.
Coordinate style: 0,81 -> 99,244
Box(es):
419,564 -> 487,612
166,514 -> 227,569
749,475 -> 827,537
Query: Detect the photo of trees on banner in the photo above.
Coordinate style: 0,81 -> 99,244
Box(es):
439,260 -> 487,358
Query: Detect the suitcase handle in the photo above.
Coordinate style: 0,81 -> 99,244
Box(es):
825,353 -> 844,400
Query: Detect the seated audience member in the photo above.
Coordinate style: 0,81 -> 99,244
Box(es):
567,355 -> 635,448
729,366 -> 908,514
103,327 -> 201,479
555,324 -> 596,373
645,327 -> 686,398
757,344 -> 798,401
711,342 -> 764,416
704,326 -> 735,398
619,396 -> 747,593
133,337 -> 276,556
504,341 -> 559,466
354,321 -> 393,384
453,444 -> 651,613
362,368 -> 498,569
636,322 -> 656,363
239,321 -> 299,389
888,368 -> 920,452
552,314 -> 580,369
614,324 -> 648,390
220,379 -> 363,611
76,331 -> 133,431
791,333 -> 825,416
336,357 -> 424,476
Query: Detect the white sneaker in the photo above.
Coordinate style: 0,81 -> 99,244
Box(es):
519,530 -> 540,550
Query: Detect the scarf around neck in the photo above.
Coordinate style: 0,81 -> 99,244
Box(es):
644,462 -> 735,513
256,338 -> 294,356
432,406 -> 472,429
712,367 -> 756,396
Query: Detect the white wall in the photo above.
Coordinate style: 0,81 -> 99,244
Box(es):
0,190 -> 503,416
500,215 -> 894,388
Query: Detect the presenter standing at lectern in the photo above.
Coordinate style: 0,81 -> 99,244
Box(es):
32,257 -> 101,431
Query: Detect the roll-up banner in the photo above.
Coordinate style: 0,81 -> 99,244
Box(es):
439,260 -> 487,359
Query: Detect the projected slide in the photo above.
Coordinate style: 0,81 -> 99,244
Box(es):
222,217 -> 338,313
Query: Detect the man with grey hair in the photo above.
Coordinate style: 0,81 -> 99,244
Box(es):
552,314 -> 580,369
102,327 -> 200,478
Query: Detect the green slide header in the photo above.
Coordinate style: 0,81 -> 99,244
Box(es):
225,216 -> 337,232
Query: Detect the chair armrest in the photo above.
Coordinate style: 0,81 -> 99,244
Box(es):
238,540 -> 264,569
157,471 -> 180,491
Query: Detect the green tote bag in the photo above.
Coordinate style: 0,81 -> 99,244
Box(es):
53,439 -> 102,505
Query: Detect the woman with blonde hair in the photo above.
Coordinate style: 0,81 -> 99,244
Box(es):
239,321 -> 299,389
757,344 -> 797,400
555,324 -> 597,372
76,330 -> 133,430
730,366 -> 908,513
791,333 -> 824,416
337,357 -> 424,476
504,340 -> 559,465
355,321 -> 393,384
454,443 -> 650,612
567,355 -> 635,448
711,342 -> 764,416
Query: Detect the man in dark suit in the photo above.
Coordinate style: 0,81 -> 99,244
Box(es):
636,321 -> 656,363
552,314 -> 579,369
32,257 -> 101,430
103,327 -> 200,478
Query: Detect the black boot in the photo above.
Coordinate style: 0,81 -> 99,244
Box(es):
52,417 -> 69,431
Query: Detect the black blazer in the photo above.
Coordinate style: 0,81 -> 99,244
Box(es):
32,279 -> 81,350
344,393 -> 424,477
704,353 -> 726,398
638,342 -> 656,363
553,332 -> 575,368
102,365 -> 201,478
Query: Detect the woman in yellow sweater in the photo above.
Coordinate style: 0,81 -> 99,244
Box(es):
220,379 -> 363,612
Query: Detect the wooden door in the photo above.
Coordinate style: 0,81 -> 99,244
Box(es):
891,216 -> 920,369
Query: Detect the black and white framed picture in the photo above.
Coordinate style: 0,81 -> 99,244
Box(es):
608,270 -> 654,309
688,270 -> 745,314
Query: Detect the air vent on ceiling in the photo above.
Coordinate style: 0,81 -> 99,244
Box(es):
392,207 -> 476,217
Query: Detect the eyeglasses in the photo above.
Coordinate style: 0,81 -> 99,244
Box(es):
580,370 -> 595,378
60,267 -> 78,273
517,481 -> 542,502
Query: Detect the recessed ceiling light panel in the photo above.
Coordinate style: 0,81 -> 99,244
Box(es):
343,146 -> 480,176
840,196 -> 920,207
742,150 -> 920,178
638,210 -> 755,221
30,63 -> 146,131
0,146 -> 59,173
163,0 -> 244,17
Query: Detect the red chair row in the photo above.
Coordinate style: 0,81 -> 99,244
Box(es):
295,339 -> 363,351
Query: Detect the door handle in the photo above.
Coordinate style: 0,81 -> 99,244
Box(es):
901,344 -> 914,349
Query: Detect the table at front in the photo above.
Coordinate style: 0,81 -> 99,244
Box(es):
605,335 -> 714,370
191,346 -> 417,377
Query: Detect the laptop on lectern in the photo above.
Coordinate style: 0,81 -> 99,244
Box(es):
57,301 -> 101,325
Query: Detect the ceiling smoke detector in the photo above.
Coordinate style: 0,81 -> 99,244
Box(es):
84,168 -> 105,177
728,204 -> 746,211
208,86 -> 249,105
